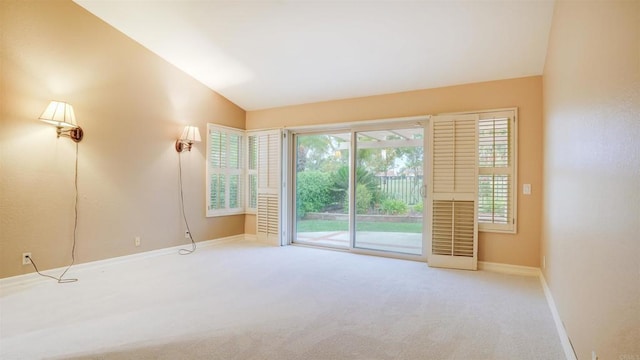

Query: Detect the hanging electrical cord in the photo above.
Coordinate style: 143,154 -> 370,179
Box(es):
178,152 -> 196,255
30,142 -> 79,283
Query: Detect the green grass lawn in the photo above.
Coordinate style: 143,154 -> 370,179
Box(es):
296,219 -> 423,233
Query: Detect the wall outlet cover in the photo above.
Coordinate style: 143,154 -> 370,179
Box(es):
22,252 -> 32,265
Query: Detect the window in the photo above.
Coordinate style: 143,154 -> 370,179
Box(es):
206,124 -> 244,217
477,110 -> 516,232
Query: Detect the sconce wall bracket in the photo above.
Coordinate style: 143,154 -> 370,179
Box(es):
57,126 -> 84,143
175,140 -> 192,152
175,125 -> 200,152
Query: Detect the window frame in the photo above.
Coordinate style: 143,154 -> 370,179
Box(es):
206,124 -> 245,217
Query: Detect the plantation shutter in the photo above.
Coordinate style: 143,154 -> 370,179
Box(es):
206,125 -> 244,217
478,111 -> 516,232
428,114 -> 479,270
246,135 -> 258,211
256,130 -> 281,245
208,129 -> 225,213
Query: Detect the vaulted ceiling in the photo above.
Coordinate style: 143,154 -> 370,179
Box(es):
74,1 -> 555,111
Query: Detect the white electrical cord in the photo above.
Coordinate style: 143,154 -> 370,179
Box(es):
30,142 -> 79,283
178,152 -> 196,255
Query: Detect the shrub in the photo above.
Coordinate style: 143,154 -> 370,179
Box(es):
332,166 -> 381,209
348,183 -> 373,214
412,201 -> 423,214
380,198 -> 408,215
296,170 -> 333,217
339,184 -> 375,214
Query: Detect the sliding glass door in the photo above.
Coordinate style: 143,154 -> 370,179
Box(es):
294,133 -> 351,249
353,128 -> 424,255
292,124 -> 425,258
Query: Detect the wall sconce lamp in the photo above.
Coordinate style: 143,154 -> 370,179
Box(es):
39,101 -> 84,142
175,126 -> 201,152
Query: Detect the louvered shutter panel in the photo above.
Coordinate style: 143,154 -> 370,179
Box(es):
206,125 -> 246,216
208,129 -> 223,212
428,115 -> 479,270
256,130 -> 281,245
478,112 -> 515,232
257,193 -> 279,242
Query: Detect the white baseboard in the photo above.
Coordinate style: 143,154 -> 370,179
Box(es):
539,273 -> 577,360
243,234 -> 258,242
478,261 -> 541,277
245,234 -> 281,246
0,234 -> 245,289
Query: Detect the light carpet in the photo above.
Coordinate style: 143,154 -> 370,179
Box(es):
0,240 -> 565,359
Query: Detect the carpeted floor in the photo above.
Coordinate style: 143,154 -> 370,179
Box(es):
0,240 -> 565,359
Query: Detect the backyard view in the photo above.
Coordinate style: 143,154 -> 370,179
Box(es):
295,128 -> 425,255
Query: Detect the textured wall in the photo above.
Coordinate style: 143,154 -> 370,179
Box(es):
247,76 -> 544,267
0,0 -> 246,279
542,1 -> 640,358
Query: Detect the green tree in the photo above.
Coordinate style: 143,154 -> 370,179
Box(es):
297,134 -> 346,172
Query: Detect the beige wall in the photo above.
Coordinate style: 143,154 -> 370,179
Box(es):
542,1 -> 640,359
0,0 -> 246,279
247,76 -> 544,267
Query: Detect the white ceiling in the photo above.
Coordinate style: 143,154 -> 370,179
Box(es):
74,1 -> 555,111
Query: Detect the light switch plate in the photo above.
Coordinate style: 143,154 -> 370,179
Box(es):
523,184 -> 532,195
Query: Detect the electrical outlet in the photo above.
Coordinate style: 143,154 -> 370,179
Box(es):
22,253 -> 32,265
523,183 -> 532,195
184,230 -> 190,239
135,236 -> 141,247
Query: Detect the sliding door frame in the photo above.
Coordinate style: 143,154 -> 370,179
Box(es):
285,115 -> 430,262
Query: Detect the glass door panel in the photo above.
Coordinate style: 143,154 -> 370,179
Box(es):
294,133 -> 351,249
354,128 -> 424,255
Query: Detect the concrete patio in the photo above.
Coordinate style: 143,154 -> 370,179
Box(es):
295,231 -> 423,255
